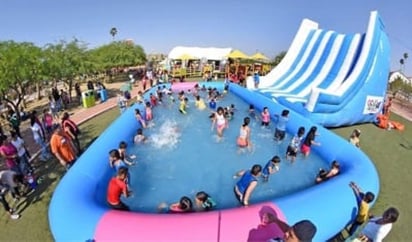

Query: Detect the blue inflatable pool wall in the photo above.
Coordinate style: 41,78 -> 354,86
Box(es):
49,81 -> 379,241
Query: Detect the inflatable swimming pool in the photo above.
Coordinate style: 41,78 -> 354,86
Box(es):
49,82 -> 379,241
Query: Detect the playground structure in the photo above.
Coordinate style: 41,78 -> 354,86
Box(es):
164,46 -> 272,80
247,11 -> 391,127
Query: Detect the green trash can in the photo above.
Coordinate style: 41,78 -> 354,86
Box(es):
82,90 -> 96,108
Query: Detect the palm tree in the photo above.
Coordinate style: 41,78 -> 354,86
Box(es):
110,27 -> 118,41
400,58 -> 404,72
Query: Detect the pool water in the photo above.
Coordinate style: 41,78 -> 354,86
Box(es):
125,91 -> 328,212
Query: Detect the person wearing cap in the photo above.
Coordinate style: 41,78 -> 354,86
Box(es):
269,219 -> 317,242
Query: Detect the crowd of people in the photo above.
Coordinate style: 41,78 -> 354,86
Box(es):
0,83 -> 82,220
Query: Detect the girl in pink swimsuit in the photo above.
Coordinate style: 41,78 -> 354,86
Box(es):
261,107 -> 271,127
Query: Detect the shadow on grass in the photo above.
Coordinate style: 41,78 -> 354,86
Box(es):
15,160 -> 64,214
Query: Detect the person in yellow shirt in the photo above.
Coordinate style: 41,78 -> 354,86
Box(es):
194,95 -> 206,110
348,181 -> 375,236
179,97 -> 188,114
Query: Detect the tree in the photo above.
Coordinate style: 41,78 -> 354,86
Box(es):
90,41 -> 147,70
43,39 -> 95,99
110,27 -> 118,41
272,51 -> 287,67
400,58 -> 404,73
0,41 -> 43,119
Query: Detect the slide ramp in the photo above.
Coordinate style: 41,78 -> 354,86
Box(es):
250,11 -> 390,127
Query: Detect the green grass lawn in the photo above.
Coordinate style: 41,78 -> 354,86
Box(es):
0,109 -> 411,241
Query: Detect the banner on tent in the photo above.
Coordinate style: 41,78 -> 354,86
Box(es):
363,95 -> 383,114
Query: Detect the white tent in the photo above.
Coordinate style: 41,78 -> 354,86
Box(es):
168,46 -> 233,61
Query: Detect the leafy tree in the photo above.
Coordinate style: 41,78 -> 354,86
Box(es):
110,27 -> 118,41
43,39 -> 95,98
0,41 -> 43,118
272,51 -> 287,66
90,41 -> 146,70
400,58 -> 404,72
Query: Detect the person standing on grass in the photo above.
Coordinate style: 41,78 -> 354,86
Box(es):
50,127 -> 77,170
61,112 -> 81,155
347,181 -> 375,236
0,181 -> 20,220
10,131 -> 33,175
107,167 -> 131,211
0,135 -> 20,174
351,207 -> 399,242
30,115 -> 51,162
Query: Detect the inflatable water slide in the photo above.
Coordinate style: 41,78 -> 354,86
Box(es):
247,11 -> 391,127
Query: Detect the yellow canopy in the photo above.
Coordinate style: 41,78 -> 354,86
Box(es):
227,49 -> 250,59
177,53 -> 196,60
251,52 -> 269,61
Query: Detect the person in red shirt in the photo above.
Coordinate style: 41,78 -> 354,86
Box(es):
107,167 -> 131,211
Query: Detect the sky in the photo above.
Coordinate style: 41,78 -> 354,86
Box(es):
1,0 -> 412,75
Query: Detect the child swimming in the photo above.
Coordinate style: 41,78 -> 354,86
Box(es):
211,107 -> 228,139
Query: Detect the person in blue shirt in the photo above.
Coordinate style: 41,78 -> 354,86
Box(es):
253,72 -> 260,89
262,156 -> 281,182
209,98 -> 217,110
233,164 -> 262,206
274,109 -> 290,143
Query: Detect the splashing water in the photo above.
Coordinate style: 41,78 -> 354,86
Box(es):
150,120 -> 181,149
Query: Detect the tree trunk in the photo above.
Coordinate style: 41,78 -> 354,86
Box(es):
36,82 -> 42,100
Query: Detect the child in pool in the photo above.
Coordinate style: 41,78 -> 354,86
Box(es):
262,156 -> 281,182
149,93 -> 157,106
301,126 -> 320,158
145,102 -> 153,121
316,160 -> 340,184
248,104 -> 257,120
179,97 -> 189,114
237,117 -> 252,153
135,109 -> 146,128
195,191 -> 216,211
286,126 -> 305,163
233,164 -> 262,206
195,95 -> 206,110
261,107 -> 271,127
134,128 -> 147,144
209,98 -> 216,110
158,196 -> 193,213
274,109 -> 289,143
118,141 -> 136,165
211,107 -> 228,139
